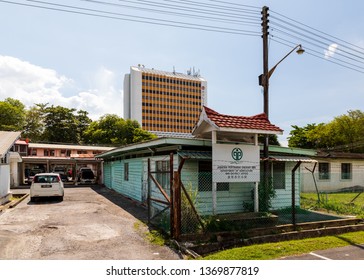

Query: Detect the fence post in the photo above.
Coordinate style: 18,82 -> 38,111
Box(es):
147,158 -> 151,225
169,153 -> 174,239
292,161 -> 301,230
172,171 -> 181,240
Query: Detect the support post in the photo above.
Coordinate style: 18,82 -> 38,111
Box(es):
172,171 -> 181,239
254,134 -> 259,212
292,161 -> 301,229
212,130 -> 217,215
169,153 -> 174,238
147,158 -> 151,225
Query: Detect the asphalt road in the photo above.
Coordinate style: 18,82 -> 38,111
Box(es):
280,244 -> 364,260
0,185 -> 182,260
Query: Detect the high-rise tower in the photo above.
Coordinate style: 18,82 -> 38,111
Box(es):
124,65 -> 207,137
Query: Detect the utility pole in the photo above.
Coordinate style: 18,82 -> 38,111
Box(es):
262,6 -> 269,118
261,6 -> 270,210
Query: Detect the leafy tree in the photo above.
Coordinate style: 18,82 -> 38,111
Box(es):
75,109 -> 92,143
258,134 -> 280,146
42,105 -> 80,143
288,123 -> 318,149
83,114 -> 156,145
289,110 -> 364,152
0,98 -> 26,131
23,103 -> 48,142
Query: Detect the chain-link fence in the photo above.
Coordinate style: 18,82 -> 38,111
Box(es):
178,169 -> 280,235
145,156 -> 360,240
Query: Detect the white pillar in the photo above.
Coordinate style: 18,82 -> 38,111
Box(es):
254,134 -> 259,212
212,130 -> 217,215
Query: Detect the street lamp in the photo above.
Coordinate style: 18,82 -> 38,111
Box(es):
258,42 -> 305,210
259,44 -> 305,118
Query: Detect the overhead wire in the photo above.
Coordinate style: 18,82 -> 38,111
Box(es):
1,0 -> 260,36
161,0 -> 261,15
100,0 -> 261,21
269,8 -> 364,74
271,37 -> 364,74
1,0 -> 364,74
271,21 -> 364,63
81,0 -> 260,26
270,9 -> 364,52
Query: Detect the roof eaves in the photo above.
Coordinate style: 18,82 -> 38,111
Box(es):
96,138 -> 212,158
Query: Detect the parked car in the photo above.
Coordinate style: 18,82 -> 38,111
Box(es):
77,168 -> 96,184
27,168 -> 43,185
52,166 -> 68,182
30,173 -> 64,202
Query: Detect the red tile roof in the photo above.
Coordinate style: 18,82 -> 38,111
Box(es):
203,106 -> 283,133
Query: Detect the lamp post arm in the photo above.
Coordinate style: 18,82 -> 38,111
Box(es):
268,44 -> 302,79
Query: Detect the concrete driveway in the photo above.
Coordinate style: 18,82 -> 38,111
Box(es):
0,185 -> 181,260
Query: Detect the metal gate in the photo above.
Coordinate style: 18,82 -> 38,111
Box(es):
147,155 -> 173,235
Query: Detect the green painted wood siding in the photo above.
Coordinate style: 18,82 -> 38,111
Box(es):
271,162 -> 301,209
103,159 -> 144,202
103,162 -> 112,188
180,160 -> 255,216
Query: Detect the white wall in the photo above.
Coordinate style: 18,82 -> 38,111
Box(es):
301,159 -> 364,192
129,67 -> 143,125
0,164 -> 10,204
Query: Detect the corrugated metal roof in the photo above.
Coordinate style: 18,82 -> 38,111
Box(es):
28,143 -> 114,151
177,151 -> 212,160
267,155 -> 317,163
0,131 -> 21,158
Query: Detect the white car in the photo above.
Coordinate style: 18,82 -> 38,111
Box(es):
30,173 -> 64,202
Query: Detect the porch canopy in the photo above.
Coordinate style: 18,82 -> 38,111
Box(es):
192,106 -> 284,214
192,106 -> 283,142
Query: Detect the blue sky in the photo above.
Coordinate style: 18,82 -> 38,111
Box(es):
1,0 -> 363,146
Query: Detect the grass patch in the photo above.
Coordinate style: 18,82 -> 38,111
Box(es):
202,231 -> 364,260
133,221 -> 166,246
145,230 -> 166,246
301,192 -> 364,217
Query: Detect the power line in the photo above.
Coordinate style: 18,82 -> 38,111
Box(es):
208,0 -> 260,10
101,0 -> 261,21
270,19 -> 364,63
81,0 -> 260,26
271,25 -> 364,67
1,0 -> 260,36
2,0 -> 364,75
162,0 -> 261,14
270,9 -> 364,52
271,37 -> 364,74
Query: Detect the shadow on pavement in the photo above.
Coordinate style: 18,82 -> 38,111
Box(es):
90,185 -> 148,223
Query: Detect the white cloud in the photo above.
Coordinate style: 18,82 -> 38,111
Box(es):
0,55 -> 123,120
324,43 -> 339,59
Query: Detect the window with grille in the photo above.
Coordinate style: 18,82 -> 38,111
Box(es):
319,162 -> 330,180
272,161 -> 286,189
341,163 -> 352,180
156,160 -> 170,190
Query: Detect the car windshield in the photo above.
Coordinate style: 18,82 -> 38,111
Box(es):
82,170 -> 94,179
34,175 -> 60,183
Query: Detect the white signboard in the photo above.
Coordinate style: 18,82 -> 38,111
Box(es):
212,144 -> 260,183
